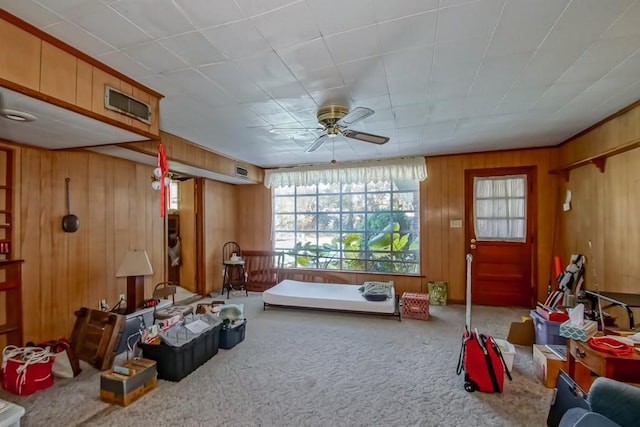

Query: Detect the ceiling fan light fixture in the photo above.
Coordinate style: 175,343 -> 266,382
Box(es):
0,108 -> 37,122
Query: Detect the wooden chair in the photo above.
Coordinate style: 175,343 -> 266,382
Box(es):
243,250 -> 284,292
222,241 -> 247,297
152,281 -> 194,322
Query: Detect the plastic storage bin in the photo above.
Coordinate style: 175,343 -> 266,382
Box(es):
219,320 -> 247,349
139,323 -> 221,381
530,310 -> 566,345
493,338 -> 516,372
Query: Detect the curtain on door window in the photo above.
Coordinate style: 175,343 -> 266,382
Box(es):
473,175 -> 526,242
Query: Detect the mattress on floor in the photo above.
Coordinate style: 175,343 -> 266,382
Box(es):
263,279 -> 395,314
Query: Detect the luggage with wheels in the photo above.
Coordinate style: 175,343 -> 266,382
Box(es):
456,254 -> 512,392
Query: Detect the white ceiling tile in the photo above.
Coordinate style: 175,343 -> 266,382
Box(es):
307,0 -> 377,36
383,46 -> 434,82
541,0 -> 634,53
201,20 -> 272,60
109,0 -> 194,38
0,0 -> 64,27
199,62 -> 270,103
373,0 -> 439,22
123,41 -> 188,73
71,4 -> 152,49
42,21 -> 115,56
389,79 -> 428,107
278,38 -> 334,75
308,87 -> 352,107
393,103 -> 428,127
234,0 -> 300,18
160,32 -> 227,66
325,25 -> 382,64
349,95 -> 392,112
173,0 -> 245,29
296,66 -> 344,93
604,0 -> 640,39
468,52 -> 533,98
34,0 -> 103,20
486,0 -> 569,57
96,51 -> 152,79
530,82 -> 591,111
233,51 -> 298,93
163,69 -> 234,109
514,50 -> 580,88
243,99 -> 288,116
250,1 -> 320,50
378,11 -> 437,53
437,0 -> 504,43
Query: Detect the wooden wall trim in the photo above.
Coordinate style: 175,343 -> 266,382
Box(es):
0,9 -> 162,99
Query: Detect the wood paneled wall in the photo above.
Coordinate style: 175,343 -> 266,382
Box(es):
2,140 -> 164,343
557,104 -> 640,327
202,179 -> 239,295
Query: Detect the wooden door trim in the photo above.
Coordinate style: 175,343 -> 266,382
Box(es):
195,178 -> 205,295
464,166 -> 538,307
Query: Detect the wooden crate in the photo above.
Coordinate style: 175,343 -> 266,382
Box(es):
401,292 -> 430,320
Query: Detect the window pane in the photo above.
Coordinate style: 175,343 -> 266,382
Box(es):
508,199 -> 524,217
272,178 -> 420,274
274,185 -> 294,196
297,196 -> 316,212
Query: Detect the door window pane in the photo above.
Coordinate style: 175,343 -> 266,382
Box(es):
473,175 -> 526,242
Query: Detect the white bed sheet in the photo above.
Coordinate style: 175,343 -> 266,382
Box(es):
263,279 -> 396,314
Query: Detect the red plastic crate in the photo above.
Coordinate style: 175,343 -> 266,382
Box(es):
402,292 -> 430,320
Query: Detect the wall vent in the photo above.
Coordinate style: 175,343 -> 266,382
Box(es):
104,86 -> 151,124
235,165 -> 249,178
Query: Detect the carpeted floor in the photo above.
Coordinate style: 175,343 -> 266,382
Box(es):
0,293 -> 554,426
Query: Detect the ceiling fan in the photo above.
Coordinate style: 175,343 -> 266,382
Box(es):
270,105 -> 389,153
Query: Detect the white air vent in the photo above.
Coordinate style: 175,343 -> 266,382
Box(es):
235,165 -> 249,178
104,86 -> 151,124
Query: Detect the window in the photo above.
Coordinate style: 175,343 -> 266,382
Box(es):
473,175 -> 526,241
272,180 -> 420,274
169,181 -> 179,210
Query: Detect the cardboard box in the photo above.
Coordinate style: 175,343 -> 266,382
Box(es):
100,358 -> 157,406
559,319 -> 598,342
533,344 -> 568,388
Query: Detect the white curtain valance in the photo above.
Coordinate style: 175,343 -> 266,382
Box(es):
264,157 -> 427,188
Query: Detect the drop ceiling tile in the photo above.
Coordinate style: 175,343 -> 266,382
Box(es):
163,68 -> 233,108
296,65 -> 345,93
201,20 -> 272,60
306,0 -> 377,36
514,50 -> 581,89
250,1 -> 320,50
393,103 -> 428,127
234,0 -> 300,18
35,0 -> 104,20
349,94 -> 392,112
277,95 -> 318,112
173,0 -> 245,29
278,38 -> 334,75
389,79 -> 429,106
137,75 -> 181,97
383,46 -> 434,82
468,51 -> 533,98
72,4 -> 152,49
259,110 -> 298,125
110,0 -> 194,38
373,0 -> 439,22
43,21 -> 115,57
437,0 -> 504,43
244,99 -> 288,116
96,51 -> 152,79
308,87 -> 352,107
234,51 -> 297,89
199,62 -> 270,103
161,32 -> 227,66
123,41 -> 188,73
378,11 -> 437,53
325,25 -> 382,64
0,0 -> 64,27
541,0 -> 633,53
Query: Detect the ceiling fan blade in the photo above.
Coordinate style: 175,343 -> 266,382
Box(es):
336,107 -> 374,127
342,129 -> 389,145
305,134 -> 328,153
269,126 -> 323,133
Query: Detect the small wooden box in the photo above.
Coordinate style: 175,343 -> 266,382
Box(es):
100,358 -> 157,406
401,292 -> 430,320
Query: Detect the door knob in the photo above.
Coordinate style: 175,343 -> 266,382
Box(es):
470,244 -> 476,249
470,238 -> 476,243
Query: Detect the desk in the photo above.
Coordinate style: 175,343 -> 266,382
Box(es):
568,338 -> 640,391
223,259 -> 247,297
585,290 -> 640,330
0,399 -> 25,427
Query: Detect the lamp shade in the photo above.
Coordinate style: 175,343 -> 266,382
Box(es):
116,250 -> 153,277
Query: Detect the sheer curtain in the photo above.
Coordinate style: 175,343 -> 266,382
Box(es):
264,157 -> 427,188
473,175 -> 526,242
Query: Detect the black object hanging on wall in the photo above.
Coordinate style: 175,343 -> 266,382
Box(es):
62,177 -> 79,233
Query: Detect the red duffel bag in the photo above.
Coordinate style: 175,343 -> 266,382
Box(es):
2,345 -> 54,395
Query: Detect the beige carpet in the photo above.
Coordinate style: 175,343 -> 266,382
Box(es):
0,293 -> 553,426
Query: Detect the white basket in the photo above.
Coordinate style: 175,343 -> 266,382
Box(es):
494,338 -> 516,372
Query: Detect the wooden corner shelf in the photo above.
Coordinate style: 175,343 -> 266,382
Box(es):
550,138 -> 640,181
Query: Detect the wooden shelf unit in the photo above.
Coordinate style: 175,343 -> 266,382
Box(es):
550,137 -> 640,181
0,259 -> 24,346
0,148 -> 12,260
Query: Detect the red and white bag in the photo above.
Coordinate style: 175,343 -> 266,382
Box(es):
2,346 -> 54,395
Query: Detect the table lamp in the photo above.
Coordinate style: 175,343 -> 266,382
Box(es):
116,249 -> 153,314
